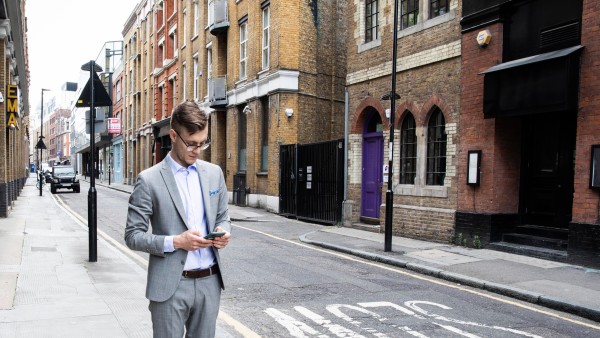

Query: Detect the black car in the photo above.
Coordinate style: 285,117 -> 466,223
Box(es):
43,169 -> 52,183
50,165 -> 80,194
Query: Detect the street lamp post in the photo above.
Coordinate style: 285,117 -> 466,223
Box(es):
383,0 -> 400,252
39,88 -> 50,196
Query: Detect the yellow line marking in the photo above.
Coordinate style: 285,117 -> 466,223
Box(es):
51,194 -> 261,338
233,224 -> 600,331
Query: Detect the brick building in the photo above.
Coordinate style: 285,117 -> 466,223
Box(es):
206,0 -> 347,211
47,108 -> 71,165
457,0 -> 600,267
0,0 -> 30,217
344,0 -> 462,242
122,0 -> 155,185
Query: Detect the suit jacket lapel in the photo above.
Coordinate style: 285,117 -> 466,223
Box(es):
160,160 -> 189,228
196,160 -> 215,230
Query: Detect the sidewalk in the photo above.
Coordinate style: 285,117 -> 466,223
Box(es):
94,177 -> 600,323
0,176 -> 242,338
1,175 -> 598,338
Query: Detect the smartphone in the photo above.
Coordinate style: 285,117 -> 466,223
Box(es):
204,231 -> 226,239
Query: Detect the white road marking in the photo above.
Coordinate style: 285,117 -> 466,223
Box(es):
264,308 -> 329,338
235,224 -> 600,330
295,306 -> 368,337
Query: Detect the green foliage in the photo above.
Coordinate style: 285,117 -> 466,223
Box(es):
472,235 -> 482,249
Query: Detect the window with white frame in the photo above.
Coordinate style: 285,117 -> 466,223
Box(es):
193,55 -> 199,100
426,108 -> 446,186
194,1 -> 199,36
169,77 -> 176,112
169,27 -> 177,58
183,10 -> 187,45
207,45 -> 212,90
239,20 -> 248,79
365,0 -> 378,42
262,5 -> 270,70
400,113 -> 417,184
400,0 -> 419,29
116,80 -> 121,101
429,0 -> 448,18
182,63 -> 187,100
158,38 -> 165,67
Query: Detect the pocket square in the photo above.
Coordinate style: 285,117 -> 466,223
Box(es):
209,188 -> 220,196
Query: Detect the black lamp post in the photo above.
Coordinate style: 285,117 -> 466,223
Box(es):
39,88 -> 50,196
82,60 -> 102,262
382,0 -> 400,252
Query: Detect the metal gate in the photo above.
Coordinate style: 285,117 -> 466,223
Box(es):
279,139 -> 344,224
279,144 -> 297,217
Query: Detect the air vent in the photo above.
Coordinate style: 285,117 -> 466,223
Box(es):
540,22 -> 580,50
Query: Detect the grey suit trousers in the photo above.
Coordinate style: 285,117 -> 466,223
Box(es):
149,274 -> 222,338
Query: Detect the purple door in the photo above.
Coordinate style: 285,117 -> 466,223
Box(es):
361,133 -> 383,219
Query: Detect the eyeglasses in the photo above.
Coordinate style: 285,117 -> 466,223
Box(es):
174,129 -> 211,152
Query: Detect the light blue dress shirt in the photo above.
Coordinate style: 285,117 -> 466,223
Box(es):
163,153 -> 216,270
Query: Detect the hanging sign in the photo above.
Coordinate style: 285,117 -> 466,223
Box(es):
107,117 -> 121,134
6,85 -> 18,129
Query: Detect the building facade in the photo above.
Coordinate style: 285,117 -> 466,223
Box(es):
204,0 -> 347,210
122,0 -> 155,185
345,0 -> 462,243
0,0 -> 30,217
117,0 -> 347,213
457,0 -> 600,268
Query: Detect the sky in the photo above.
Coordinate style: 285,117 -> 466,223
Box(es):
26,0 -> 140,115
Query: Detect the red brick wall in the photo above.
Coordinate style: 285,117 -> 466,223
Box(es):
458,23 -> 523,214
573,0 -> 600,224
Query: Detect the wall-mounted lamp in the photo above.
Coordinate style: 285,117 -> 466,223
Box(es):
385,108 -> 391,120
242,105 -> 251,115
476,29 -> 492,47
467,150 -> 482,186
590,145 -> 600,189
285,108 -> 293,118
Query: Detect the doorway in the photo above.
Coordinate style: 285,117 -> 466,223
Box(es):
361,111 -> 383,221
520,112 -> 576,229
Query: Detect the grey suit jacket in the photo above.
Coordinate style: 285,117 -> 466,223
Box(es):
124,158 -> 231,302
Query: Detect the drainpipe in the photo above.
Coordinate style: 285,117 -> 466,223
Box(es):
344,87 -> 349,202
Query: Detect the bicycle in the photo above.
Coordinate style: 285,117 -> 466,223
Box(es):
36,174 -> 45,189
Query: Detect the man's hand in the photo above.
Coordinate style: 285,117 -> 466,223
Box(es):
212,227 -> 231,249
173,230 -> 214,251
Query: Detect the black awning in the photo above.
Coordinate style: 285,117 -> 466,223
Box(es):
481,45 -> 583,118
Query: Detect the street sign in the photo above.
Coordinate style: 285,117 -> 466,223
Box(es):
107,117 -> 121,134
76,71 -> 112,108
35,139 -> 47,150
85,109 -> 107,134
6,84 -> 18,129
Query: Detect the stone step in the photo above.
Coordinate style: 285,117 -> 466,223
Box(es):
502,232 -> 568,250
487,241 -> 567,262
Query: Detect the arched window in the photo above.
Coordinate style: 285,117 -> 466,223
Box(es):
399,113 -> 416,184
426,108 -> 446,185
365,109 -> 383,133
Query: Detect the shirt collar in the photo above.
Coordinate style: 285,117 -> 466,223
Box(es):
166,152 -> 197,176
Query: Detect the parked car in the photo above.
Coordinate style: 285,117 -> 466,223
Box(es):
50,165 -> 80,194
44,169 -> 52,183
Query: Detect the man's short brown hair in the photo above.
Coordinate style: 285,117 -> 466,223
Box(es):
170,100 -> 209,134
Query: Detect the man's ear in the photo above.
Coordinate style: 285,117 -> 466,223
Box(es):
169,128 -> 177,142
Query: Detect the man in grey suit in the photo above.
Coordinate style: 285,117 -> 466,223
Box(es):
125,100 -> 231,338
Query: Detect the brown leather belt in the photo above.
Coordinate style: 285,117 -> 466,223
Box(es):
182,265 -> 219,279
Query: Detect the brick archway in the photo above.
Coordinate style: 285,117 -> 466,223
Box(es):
421,94 -> 453,124
395,100 -> 421,128
351,97 -> 388,134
